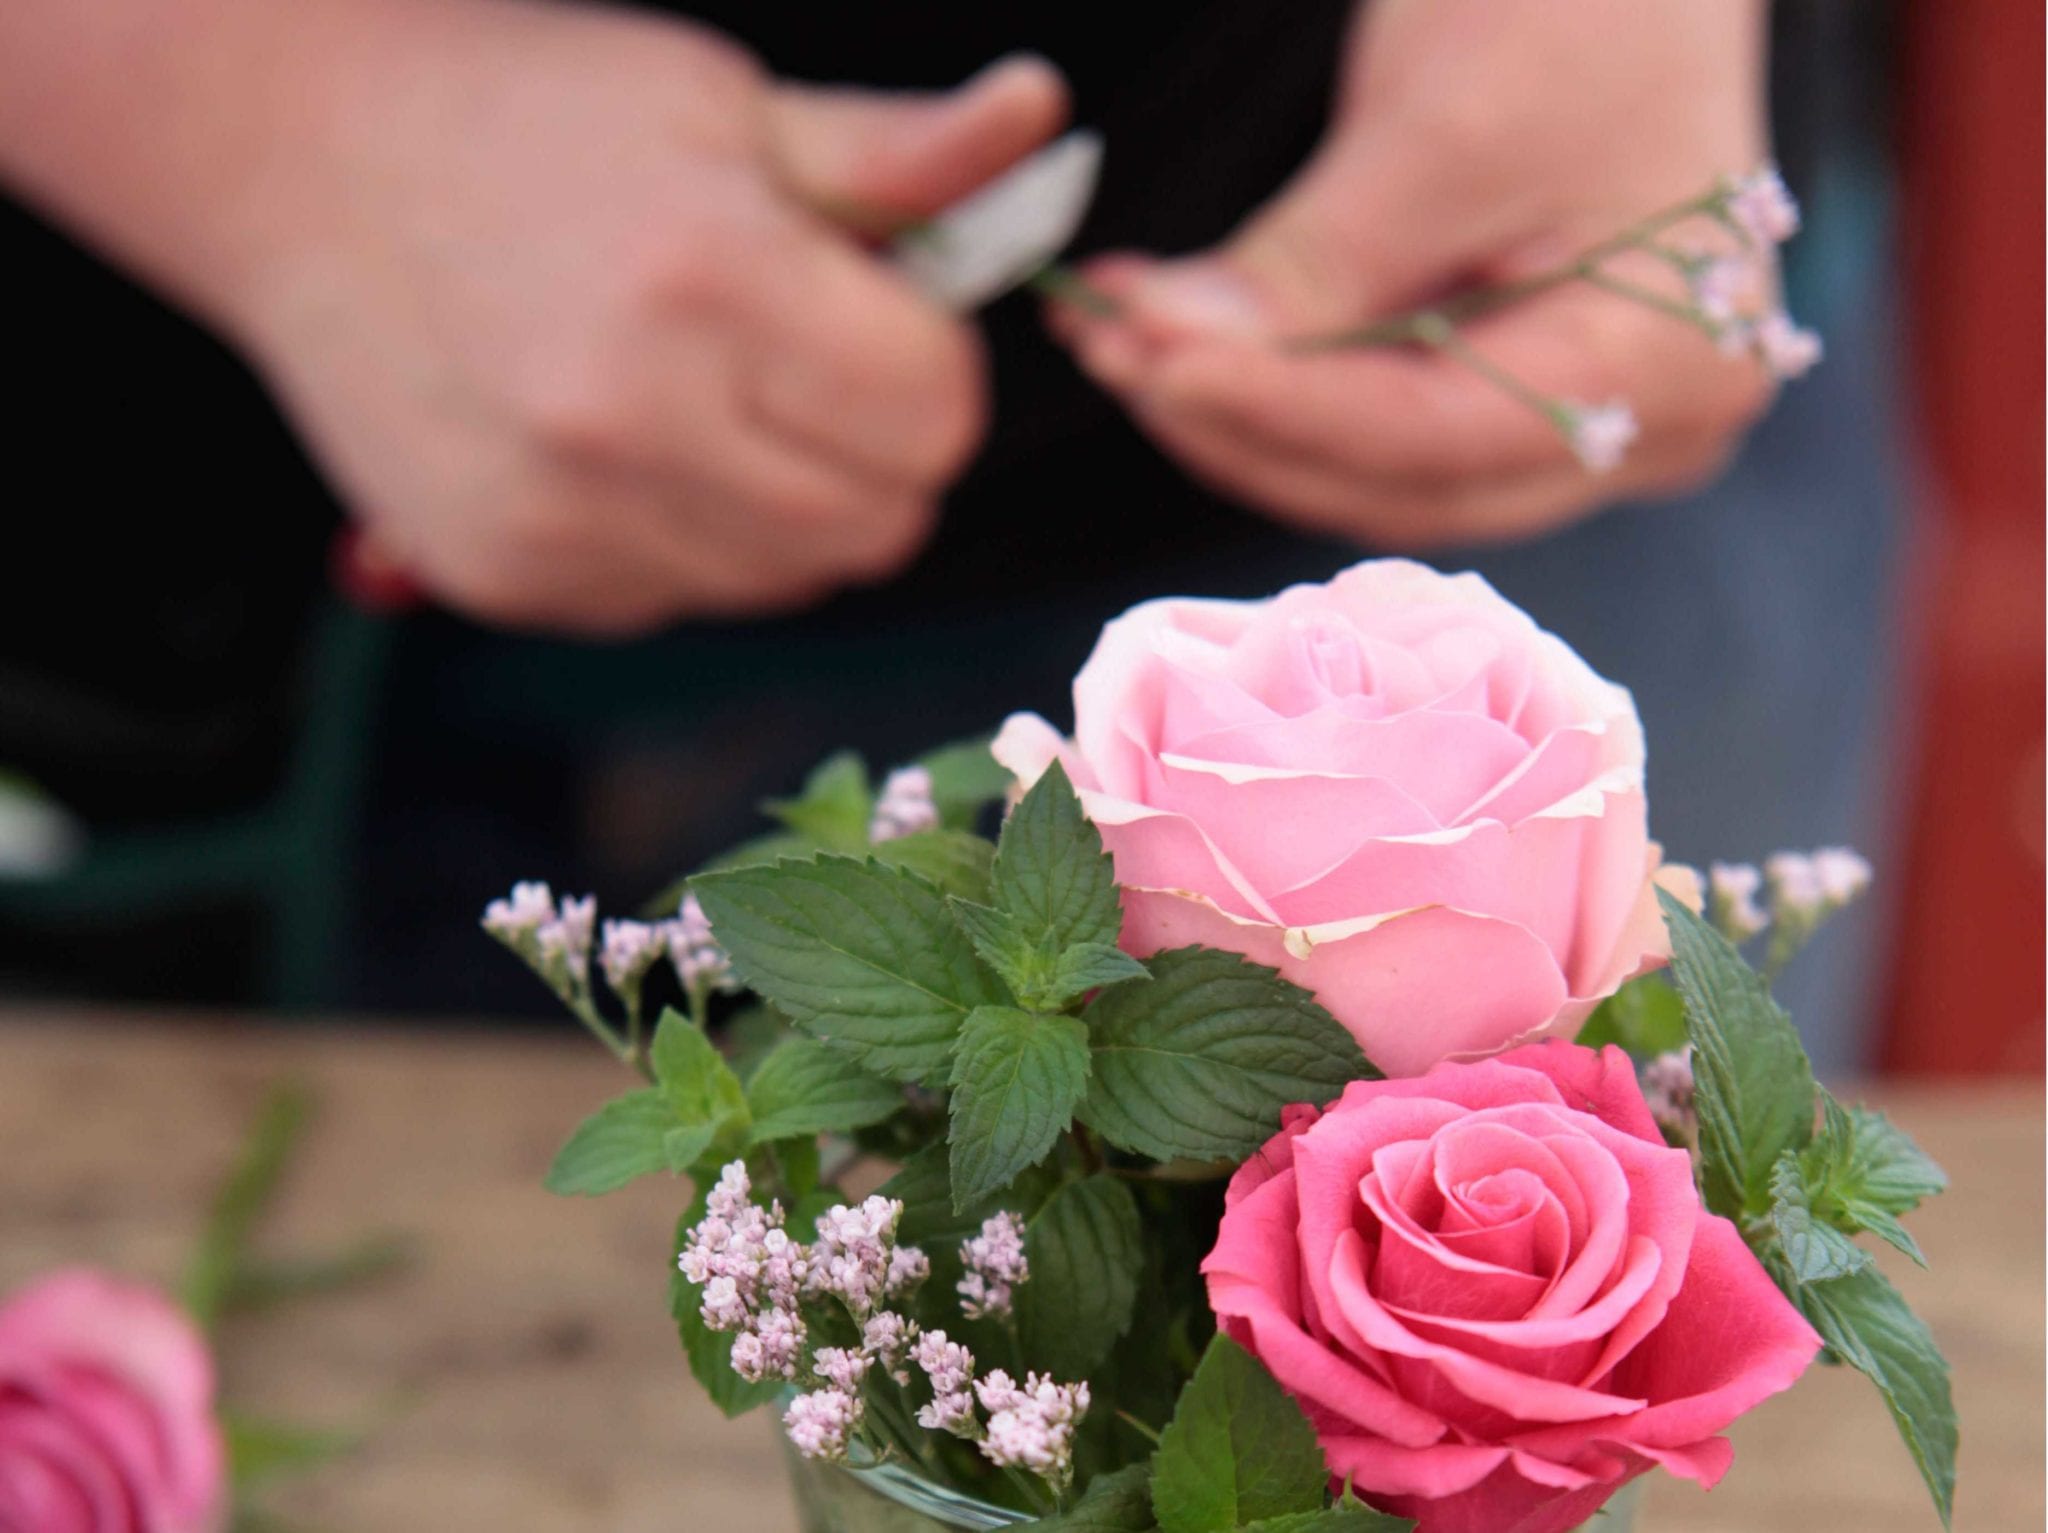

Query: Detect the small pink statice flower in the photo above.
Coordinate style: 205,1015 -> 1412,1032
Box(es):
810,1196 -> 910,1319
910,1330 -> 978,1435
1726,166 -> 1802,247
975,1370 -> 1091,1489
1642,1046 -> 1698,1142
870,765 -> 940,843
1753,311 -> 1824,379
1563,401 -> 1639,473
784,1388 -> 862,1461
599,918 -> 664,996
667,894 -> 738,995
958,1212 -> 1029,1321
482,880 -> 555,941
1707,862 -> 1769,941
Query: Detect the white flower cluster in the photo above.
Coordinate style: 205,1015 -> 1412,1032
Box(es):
1561,401 -> 1640,475
870,765 -> 940,843
678,1162 -> 810,1383
977,1370 -> 1091,1488
1702,167 -> 1823,380
1701,846 -> 1873,955
482,881 -> 741,1007
1641,1045 -> 1697,1140
957,1211 -> 1029,1321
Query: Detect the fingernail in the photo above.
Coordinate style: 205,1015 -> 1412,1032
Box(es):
1132,264 -> 1268,337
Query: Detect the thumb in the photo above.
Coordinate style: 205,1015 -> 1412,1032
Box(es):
1100,132 -> 1499,340
768,54 -> 1070,229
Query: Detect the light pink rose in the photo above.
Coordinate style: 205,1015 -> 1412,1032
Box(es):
0,1270 -> 226,1533
1202,1043 -> 1819,1533
993,559 -> 1676,1076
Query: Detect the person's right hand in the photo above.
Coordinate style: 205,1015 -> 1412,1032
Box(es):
208,2 -> 1066,632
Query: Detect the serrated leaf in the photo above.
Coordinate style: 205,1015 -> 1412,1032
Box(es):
949,899 -> 1048,997
1016,1175 -> 1143,1377
543,1090 -> 677,1196
1658,889 -> 1815,1217
1079,947 -> 1370,1164
693,857 -> 1010,1085
648,1008 -> 750,1154
1048,943 -> 1150,1006
663,1122 -> 717,1173
1037,1464 -> 1157,1532
1797,1094 -> 1943,1267
873,829 -> 997,901
669,1206 -> 782,1419
743,1037 -> 902,1144
1782,1264 -> 1956,1527
1240,1508 -> 1413,1533
880,1142 -> 1001,1249
947,1007 -> 1091,1211
993,760 -> 1123,952
917,737 -> 1014,830
1151,1335 -> 1328,1533
763,750 -> 872,851
1575,973 -> 1689,1056
1769,1152 -> 1873,1282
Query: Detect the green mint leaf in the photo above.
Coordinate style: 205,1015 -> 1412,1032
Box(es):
692,857 -> 1009,1085
648,1008 -> 750,1154
1796,1094 -> 1943,1267
1657,889 -> 1816,1217
1780,1263 -> 1957,1528
1575,973 -> 1689,1056
992,759 -> 1123,953
947,1007 -> 1092,1212
1016,1175 -> 1143,1377
1768,1151 -> 1873,1283
663,1122 -> 717,1173
762,750 -> 872,852
1047,942 -> 1151,1007
224,1413 -> 364,1489
1239,1508 -> 1415,1533
543,1090 -> 679,1196
1079,947 -> 1371,1164
1034,1464 -> 1157,1532
1151,1334 -> 1328,1533
948,899 -> 1049,997
743,1037 -> 902,1144
915,736 -> 1015,831
669,1205 -> 783,1418
872,829 -> 997,902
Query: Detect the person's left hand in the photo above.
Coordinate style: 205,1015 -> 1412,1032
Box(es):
1052,0 -> 1775,549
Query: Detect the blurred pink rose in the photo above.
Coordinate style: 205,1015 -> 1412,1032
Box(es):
1203,1043 -> 1819,1533
0,1270 -> 226,1533
994,559 -> 1675,1076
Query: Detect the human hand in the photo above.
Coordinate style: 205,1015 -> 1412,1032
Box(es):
215,1 -> 1064,631
1054,0 -> 1773,548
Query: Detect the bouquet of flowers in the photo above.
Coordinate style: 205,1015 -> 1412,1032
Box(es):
488,555 -> 1956,1533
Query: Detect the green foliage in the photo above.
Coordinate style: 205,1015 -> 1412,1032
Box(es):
1017,1175 -> 1144,1378
947,1007 -> 1093,1211
1770,1257 -> 1957,1529
763,750 -> 873,851
1079,948 -> 1369,1164
1657,889 -> 1814,1217
873,829 -> 998,902
225,1414 -> 364,1488
1658,892 -> 1954,1528
1575,973 -> 1688,1056
544,1090 -> 684,1196
915,736 -> 1016,830
1150,1336 -> 1329,1533
742,1037 -> 902,1145
692,856 -> 1010,1085
1236,1508 -> 1411,1533
1035,1465 -> 1158,1531
546,1010 -> 749,1195
993,761 -> 1125,953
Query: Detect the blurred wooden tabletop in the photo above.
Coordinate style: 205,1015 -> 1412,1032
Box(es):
0,1009 -> 2038,1533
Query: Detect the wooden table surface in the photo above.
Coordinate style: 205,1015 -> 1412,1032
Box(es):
0,1010 -> 2038,1533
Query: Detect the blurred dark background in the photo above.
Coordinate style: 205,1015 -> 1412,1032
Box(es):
0,0 -> 2037,1078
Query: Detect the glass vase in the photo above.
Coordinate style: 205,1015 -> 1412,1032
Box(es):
780,1440 -> 1644,1532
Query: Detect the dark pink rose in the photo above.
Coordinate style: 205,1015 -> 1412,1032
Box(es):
993,560 -> 1683,1076
1202,1043 -> 1819,1533
0,1270 -> 226,1533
